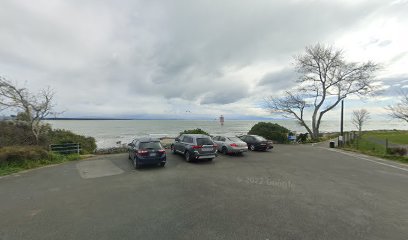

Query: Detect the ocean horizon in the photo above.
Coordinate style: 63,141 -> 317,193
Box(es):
45,119 -> 408,149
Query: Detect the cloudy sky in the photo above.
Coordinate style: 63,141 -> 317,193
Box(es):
0,0 -> 407,120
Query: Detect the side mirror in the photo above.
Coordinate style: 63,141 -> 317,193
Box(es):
175,138 -> 180,142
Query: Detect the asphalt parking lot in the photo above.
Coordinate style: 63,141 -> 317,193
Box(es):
1,144 -> 407,240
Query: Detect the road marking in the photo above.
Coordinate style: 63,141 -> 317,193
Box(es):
319,147 -> 408,173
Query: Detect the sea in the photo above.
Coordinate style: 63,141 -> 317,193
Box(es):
45,119 -> 407,149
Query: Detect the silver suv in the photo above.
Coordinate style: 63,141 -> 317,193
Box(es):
171,134 -> 217,162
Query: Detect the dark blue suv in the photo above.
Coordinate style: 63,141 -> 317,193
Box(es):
128,138 -> 166,169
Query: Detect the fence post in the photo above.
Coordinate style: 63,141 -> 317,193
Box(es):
385,138 -> 388,154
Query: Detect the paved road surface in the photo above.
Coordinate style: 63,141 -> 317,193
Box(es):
1,144 -> 407,240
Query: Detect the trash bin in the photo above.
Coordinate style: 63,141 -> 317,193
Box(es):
329,141 -> 335,148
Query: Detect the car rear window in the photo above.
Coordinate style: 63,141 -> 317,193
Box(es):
196,138 -> 213,145
227,137 -> 241,142
139,141 -> 162,149
254,136 -> 266,141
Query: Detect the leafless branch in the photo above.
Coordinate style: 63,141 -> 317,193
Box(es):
387,90 -> 408,123
351,109 -> 370,133
267,43 -> 379,140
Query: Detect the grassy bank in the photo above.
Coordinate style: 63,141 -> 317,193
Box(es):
343,130 -> 408,164
363,130 -> 408,145
0,151 -> 88,176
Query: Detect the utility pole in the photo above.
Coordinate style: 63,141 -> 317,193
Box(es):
340,100 -> 344,147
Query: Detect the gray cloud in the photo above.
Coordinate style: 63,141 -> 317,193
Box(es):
258,68 -> 299,92
0,0 -> 404,117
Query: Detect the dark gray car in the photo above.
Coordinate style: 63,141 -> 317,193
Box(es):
128,137 -> 166,169
171,134 -> 217,162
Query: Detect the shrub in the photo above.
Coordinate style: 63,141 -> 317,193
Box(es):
0,121 -> 97,154
248,122 -> 290,143
296,133 -> 308,143
180,128 -> 210,136
387,147 -> 407,156
0,121 -> 37,146
48,129 -> 97,154
0,146 -> 50,165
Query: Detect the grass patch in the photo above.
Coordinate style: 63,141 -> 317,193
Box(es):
0,153 -> 81,176
363,130 -> 408,145
344,137 -> 408,164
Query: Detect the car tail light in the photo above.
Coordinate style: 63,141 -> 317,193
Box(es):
192,145 -> 202,149
213,144 -> 218,148
230,143 -> 238,147
137,150 -> 148,156
158,149 -> 166,155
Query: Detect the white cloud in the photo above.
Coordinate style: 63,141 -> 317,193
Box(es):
0,0 -> 407,120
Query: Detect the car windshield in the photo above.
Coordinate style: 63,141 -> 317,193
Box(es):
254,136 -> 266,141
227,137 -> 241,142
196,138 -> 213,145
139,141 -> 162,150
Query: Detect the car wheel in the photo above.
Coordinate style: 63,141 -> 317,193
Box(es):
185,151 -> 191,162
160,162 -> 166,167
208,158 -> 213,162
250,145 -> 255,151
171,145 -> 176,154
222,147 -> 228,155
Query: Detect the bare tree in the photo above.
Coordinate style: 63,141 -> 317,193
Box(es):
0,76 -> 54,144
351,109 -> 370,134
266,92 -> 312,134
266,44 -> 379,140
387,90 -> 408,123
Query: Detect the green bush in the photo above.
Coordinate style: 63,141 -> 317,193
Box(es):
180,128 -> 210,136
248,122 -> 290,143
296,133 -> 308,143
0,121 -> 38,146
0,121 -> 96,154
0,146 -> 50,165
0,145 -> 80,176
48,129 -> 96,154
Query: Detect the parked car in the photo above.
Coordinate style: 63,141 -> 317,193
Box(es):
238,135 -> 273,151
128,137 -> 166,169
212,135 -> 248,155
171,134 -> 217,162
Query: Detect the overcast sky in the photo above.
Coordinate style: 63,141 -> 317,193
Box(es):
1,0 -> 407,120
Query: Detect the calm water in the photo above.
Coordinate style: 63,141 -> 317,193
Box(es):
46,119 -> 407,148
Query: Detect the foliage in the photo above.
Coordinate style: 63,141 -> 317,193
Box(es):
0,121 -> 48,146
0,145 -> 80,176
0,121 -> 96,154
266,43 -> 379,140
296,133 -> 308,143
48,129 -> 96,154
0,77 -> 55,143
0,145 -> 49,165
180,128 -> 210,136
387,147 -> 407,156
248,122 -> 290,143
